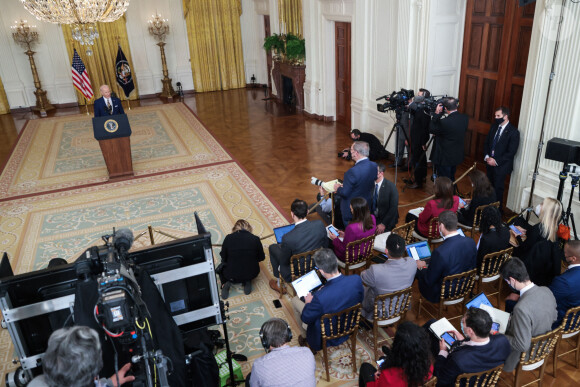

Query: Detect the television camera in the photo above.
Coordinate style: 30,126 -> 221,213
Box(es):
410,95 -> 448,116
1,226 -> 225,387
376,88 -> 414,113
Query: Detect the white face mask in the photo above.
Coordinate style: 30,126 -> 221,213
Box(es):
535,204 -> 542,217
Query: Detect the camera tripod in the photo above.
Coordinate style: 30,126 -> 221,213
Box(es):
382,109 -> 411,184
557,166 -> 579,240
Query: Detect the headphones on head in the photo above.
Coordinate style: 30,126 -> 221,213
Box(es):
259,318 -> 292,350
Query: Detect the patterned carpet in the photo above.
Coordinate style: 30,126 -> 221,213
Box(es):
0,104 -> 231,199
0,104 -> 391,386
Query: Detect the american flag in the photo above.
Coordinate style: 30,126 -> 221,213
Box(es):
71,49 -> 94,100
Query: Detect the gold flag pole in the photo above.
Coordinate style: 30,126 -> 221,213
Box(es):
84,97 -> 89,115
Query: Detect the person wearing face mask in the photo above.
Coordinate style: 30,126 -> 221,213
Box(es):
416,211 -> 477,303
483,107 -> 520,211
511,197 -> 564,286
549,240 -> 580,329
433,307 -> 511,387
500,257 -> 557,372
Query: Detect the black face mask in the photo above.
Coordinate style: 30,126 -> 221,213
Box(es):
505,280 -> 518,294
494,117 -> 504,125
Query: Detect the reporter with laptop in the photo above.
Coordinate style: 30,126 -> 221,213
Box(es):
268,199 -> 327,295
291,248 -> 364,351
416,211 -> 477,303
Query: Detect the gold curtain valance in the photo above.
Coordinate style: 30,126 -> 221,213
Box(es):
278,0 -> 303,36
62,18 -> 138,105
182,0 -> 246,92
0,76 -> 9,115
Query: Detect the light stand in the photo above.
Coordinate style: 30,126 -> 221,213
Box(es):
148,13 -> 177,101
11,20 -> 54,117
220,300 -> 247,386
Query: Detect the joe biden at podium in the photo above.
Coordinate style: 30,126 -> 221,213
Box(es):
94,84 -> 125,117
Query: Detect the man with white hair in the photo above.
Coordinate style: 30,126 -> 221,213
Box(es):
334,141 -> 378,225
94,84 -> 125,117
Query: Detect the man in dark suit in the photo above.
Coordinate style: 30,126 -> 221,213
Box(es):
483,106 -> 520,210
500,257 -> 557,372
406,88 -> 432,189
372,163 -> 399,234
268,199 -> 327,293
434,307 -> 511,386
334,141 -> 378,225
94,84 -> 125,117
292,249 -> 364,351
341,129 -> 388,161
416,211 -> 477,303
549,240 -> 580,328
429,97 -> 469,182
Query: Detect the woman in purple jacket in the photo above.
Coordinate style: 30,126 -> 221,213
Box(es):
330,197 -> 376,262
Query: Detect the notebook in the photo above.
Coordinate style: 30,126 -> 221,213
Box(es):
373,231 -> 391,252
429,317 -> 457,348
291,270 -> 323,299
405,241 -> 432,261
273,224 -> 296,243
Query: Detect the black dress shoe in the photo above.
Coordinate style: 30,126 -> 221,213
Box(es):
406,182 -> 421,189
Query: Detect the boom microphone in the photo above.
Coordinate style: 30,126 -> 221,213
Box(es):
376,95 -> 388,101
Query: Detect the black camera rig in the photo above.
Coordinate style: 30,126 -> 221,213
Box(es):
376,88 -> 415,113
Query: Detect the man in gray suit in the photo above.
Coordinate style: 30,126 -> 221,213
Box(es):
269,199 -> 327,293
500,257 -> 557,372
360,234 -> 416,321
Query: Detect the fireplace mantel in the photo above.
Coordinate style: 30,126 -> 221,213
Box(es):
271,61 -> 306,110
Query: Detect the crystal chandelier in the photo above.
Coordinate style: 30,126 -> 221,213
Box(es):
147,13 -> 169,42
19,0 -> 131,53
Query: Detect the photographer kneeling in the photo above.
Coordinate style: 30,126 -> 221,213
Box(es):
28,326 -> 134,387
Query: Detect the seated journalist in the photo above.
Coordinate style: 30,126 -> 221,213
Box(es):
28,326 -> 134,387
291,248 -> 364,352
268,199 -> 327,294
248,318 -> 315,387
416,211 -> 476,303
433,307 -> 510,386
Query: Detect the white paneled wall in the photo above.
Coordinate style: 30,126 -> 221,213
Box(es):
510,0 -> 580,216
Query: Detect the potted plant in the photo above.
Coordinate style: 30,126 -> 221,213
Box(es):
263,33 -> 285,59
285,34 -> 305,64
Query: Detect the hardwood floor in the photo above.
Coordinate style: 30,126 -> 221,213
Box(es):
0,89 -> 577,386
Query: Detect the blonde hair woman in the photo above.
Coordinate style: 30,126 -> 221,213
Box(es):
513,197 -> 564,286
219,219 -> 265,299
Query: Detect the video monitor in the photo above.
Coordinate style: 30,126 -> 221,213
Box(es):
0,263 -> 78,372
128,233 -> 221,332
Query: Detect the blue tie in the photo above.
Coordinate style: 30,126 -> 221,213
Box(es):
373,183 -> 380,213
491,126 -> 502,156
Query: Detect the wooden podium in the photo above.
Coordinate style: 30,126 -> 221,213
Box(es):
92,114 -> 134,180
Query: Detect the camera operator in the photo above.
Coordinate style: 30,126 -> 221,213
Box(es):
340,129 -> 387,162
429,97 -> 469,182
28,326 -> 134,387
406,88 -> 431,189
